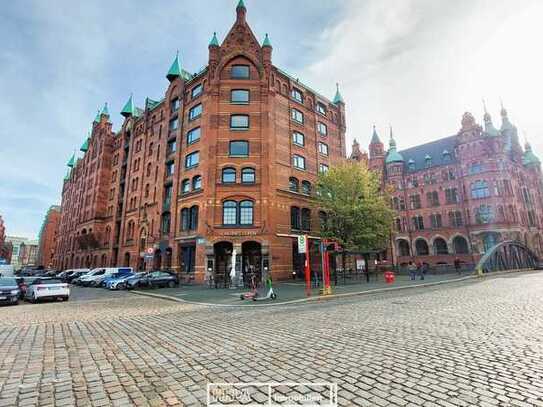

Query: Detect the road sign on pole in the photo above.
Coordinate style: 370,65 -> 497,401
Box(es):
298,235 -> 307,254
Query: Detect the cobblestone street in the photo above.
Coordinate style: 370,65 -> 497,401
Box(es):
1,271 -> 543,406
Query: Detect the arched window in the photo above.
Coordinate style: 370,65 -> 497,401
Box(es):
192,175 -> 202,190
190,206 -> 199,230
104,226 -> 111,247
144,183 -> 150,198
223,201 -> 237,225
301,181 -> 311,195
148,142 -> 154,156
433,238 -> 448,255
239,201 -> 254,225
146,163 -> 152,177
398,239 -> 410,256
181,178 -> 190,194
291,207 -> 301,230
181,208 -> 190,231
222,167 -> 236,184
301,208 -> 311,231
471,180 -> 490,199
453,236 -> 469,254
475,204 -> 493,224
415,239 -> 429,256
289,177 -> 299,192
241,168 -> 255,184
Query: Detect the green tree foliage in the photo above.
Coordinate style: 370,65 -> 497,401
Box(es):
316,162 -> 394,252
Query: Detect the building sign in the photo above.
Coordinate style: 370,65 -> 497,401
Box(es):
218,230 -> 258,237
298,235 -> 307,253
196,237 -> 206,245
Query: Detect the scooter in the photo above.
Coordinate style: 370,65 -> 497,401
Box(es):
253,277 -> 277,301
240,273 -> 258,300
240,275 -> 277,301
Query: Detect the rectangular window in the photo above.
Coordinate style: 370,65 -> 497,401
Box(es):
293,155 -> 306,170
292,131 -> 305,147
167,140 -> 176,154
191,83 -> 203,98
316,103 -> 327,115
410,194 -> 421,209
231,65 -> 249,79
185,152 -> 199,169
188,104 -> 202,121
166,161 -> 175,176
319,163 -> 329,173
430,214 -> 442,228
291,108 -> 304,124
231,89 -> 249,104
230,114 -> 249,129
229,141 -> 249,156
317,122 -> 327,136
445,188 -> 458,204
187,127 -> 201,144
291,88 -> 303,103
318,142 -> 329,156
171,98 -> 180,112
169,117 -> 179,131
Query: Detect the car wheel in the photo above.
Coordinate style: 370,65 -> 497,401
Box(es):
117,282 -> 126,290
271,293 -> 277,300
168,281 -> 175,288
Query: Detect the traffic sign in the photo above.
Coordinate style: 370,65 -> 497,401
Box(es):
298,235 -> 307,253
146,247 -> 154,255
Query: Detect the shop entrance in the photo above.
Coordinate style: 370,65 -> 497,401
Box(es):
179,244 -> 196,273
214,241 -> 233,287
242,241 -> 262,287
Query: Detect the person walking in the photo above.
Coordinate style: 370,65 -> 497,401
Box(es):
408,261 -> 417,281
417,261 -> 424,280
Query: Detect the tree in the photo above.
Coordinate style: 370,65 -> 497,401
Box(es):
316,161 -> 393,252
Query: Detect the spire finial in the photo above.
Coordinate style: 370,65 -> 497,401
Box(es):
262,33 -> 272,48
333,82 -> 344,105
209,32 -> 219,47
166,51 -> 182,82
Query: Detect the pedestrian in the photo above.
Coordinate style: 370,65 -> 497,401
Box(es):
417,261 -> 424,280
408,261 -> 417,281
454,257 -> 461,274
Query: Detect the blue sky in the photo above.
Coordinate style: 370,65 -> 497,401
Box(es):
1,0 -> 542,238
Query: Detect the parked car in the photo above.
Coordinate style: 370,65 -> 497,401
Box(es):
0,277 -> 21,305
87,268 -> 132,287
137,271 -> 179,289
66,269 -> 90,284
126,272 -> 150,289
24,278 -> 70,303
0,265 -> 15,277
74,268 -> 105,286
106,272 -> 145,290
100,268 -> 134,288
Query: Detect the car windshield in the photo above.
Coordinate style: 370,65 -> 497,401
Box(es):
0,278 -> 17,286
35,279 -> 63,285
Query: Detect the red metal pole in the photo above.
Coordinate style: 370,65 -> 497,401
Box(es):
305,236 -> 311,296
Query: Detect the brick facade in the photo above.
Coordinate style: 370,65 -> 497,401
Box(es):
352,109 -> 543,266
37,206 -> 61,268
53,2 -> 346,282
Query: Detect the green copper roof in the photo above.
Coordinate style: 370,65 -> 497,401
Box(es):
370,126 -> 381,144
80,138 -> 89,153
166,52 -> 182,82
523,142 -> 540,166
333,83 -> 344,104
385,130 -> 404,164
121,94 -> 135,118
93,109 -> 100,124
63,169 -> 71,182
100,102 -> 109,116
237,0 -> 246,9
145,97 -> 161,111
483,113 -> 500,137
262,33 -> 272,47
209,32 -> 219,47
67,154 -> 75,168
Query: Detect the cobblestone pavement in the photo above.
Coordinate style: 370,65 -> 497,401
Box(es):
1,272 -> 543,406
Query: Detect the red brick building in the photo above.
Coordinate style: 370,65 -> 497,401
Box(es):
54,1 -> 346,282
0,215 -> 9,263
37,206 -> 61,268
351,107 -> 543,266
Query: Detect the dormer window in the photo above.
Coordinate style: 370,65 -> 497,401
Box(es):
316,103 -> 327,115
408,159 -> 415,171
425,155 -> 432,168
442,149 -> 451,162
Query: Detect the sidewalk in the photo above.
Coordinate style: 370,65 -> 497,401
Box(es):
133,272 -> 476,306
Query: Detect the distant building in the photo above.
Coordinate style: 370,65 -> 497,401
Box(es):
6,236 -> 30,270
0,216 -> 6,263
37,206 -> 61,268
19,240 -> 39,268
351,105 -> 543,266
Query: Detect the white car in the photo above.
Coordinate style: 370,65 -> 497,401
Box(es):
80,268 -> 121,287
25,278 -> 70,303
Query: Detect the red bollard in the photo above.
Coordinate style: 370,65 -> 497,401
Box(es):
384,271 -> 395,284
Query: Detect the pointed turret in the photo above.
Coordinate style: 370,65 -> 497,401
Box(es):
166,51 -> 182,82
236,0 -> 247,23
67,154 -> 75,168
100,102 -> 109,117
369,125 -> 384,162
93,109 -> 100,124
209,32 -> 219,47
523,141 -> 541,166
121,94 -> 136,118
333,83 -> 344,105
370,125 -> 381,144
262,33 -> 272,48
80,138 -> 89,153
500,100 -> 516,134
482,100 -> 499,137
385,127 -> 404,164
